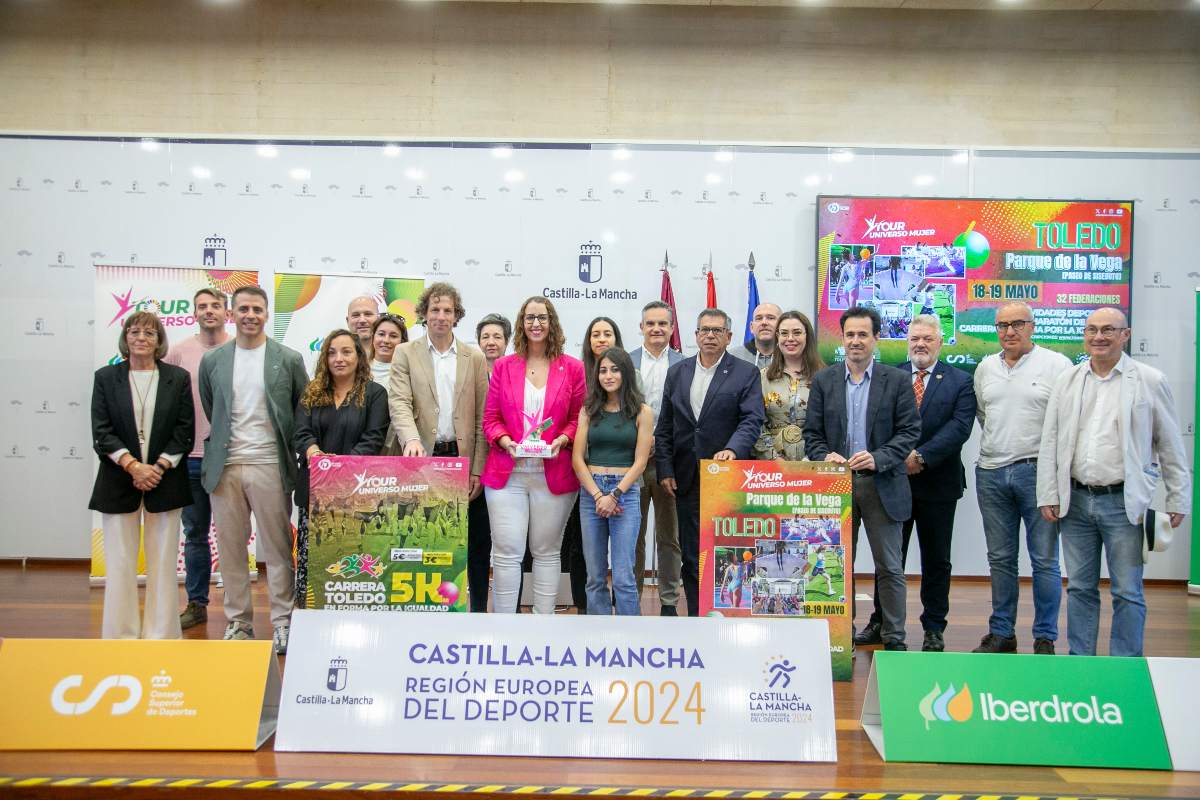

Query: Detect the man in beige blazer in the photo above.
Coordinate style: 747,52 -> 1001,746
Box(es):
389,281 -> 489,500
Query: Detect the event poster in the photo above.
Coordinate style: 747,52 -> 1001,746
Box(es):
699,460 -> 853,681
91,264 -> 261,582
815,196 -> 1134,370
305,455 -> 468,612
273,273 -> 424,374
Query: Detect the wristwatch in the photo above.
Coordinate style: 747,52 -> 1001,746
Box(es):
914,451 -> 925,466
609,486 -> 624,500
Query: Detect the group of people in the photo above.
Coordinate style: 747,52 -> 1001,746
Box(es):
90,279 -> 1189,660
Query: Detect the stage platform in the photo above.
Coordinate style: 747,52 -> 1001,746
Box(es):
0,563 -> 1196,800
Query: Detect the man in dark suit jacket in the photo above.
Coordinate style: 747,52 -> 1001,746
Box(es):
655,308 -> 765,617
859,315 -> 976,651
804,306 -> 921,650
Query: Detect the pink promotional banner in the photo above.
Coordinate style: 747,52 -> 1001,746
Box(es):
305,455 -> 469,612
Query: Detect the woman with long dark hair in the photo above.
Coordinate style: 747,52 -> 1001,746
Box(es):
755,311 -> 824,461
572,347 -> 653,615
482,297 -> 586,614
294,329 -> 389,606
581,316 -> 622,378
89,311 -> 194,639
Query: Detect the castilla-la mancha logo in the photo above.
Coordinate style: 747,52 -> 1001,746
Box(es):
578,241 -> 602,283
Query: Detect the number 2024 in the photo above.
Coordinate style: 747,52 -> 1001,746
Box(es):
607,680 -> 705,725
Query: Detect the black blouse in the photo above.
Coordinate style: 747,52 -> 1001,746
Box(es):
293,381 -> 389,509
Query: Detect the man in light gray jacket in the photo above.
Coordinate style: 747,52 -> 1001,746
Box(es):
199,285 -> 308,653
1037,307 -> 1190,657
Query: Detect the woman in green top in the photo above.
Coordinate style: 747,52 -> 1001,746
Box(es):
572,347 -> 654,615
755,311 -> 824,462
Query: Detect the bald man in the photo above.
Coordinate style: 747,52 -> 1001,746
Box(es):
1037,308 -> 1190,656
729,303 -> 781,369
346,296 -> 380,348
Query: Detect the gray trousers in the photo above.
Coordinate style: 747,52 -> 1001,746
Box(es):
640,463 -> 681,606
852,473 -> 907,644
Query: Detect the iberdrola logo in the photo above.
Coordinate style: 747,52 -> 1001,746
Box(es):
918,682 -> 973,730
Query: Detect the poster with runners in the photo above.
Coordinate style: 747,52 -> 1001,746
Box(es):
699,460 -> 853,680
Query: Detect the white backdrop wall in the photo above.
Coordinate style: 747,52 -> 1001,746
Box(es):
1,136 -> 1196,580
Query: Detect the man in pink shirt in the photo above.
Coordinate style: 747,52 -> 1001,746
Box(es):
164,288 -> 230,630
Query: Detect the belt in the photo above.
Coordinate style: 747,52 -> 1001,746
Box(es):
1071,479 -> 1124,495
431,441 -> 459,457
1009,457 -> 1038,466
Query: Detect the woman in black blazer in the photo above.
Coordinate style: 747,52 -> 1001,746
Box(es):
89,312 -> 194,639
294,329 -> 389,607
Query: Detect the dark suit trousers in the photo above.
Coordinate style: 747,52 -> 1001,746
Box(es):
467,493 -> 492,613
869,497 -> 956,633
675,483 -> 701,617
852,473 -> 906,644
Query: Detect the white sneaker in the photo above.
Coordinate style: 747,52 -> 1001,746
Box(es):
273,624 -> 290,655
223,622 -> 253,641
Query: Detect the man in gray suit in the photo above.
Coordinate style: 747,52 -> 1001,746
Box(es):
199,285 -> 308,653
804,305 -> 921,650
629,300 -> 684,614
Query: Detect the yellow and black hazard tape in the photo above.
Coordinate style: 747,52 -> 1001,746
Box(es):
0,778 -> 1154,800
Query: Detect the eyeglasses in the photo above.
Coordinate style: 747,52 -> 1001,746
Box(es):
994,320 -> 1032,332
377,313 -> 406,325
524,314 -> 550,324
1083,325 -> 1127,337
696,326 -> 728,336
127,328 -> 158,340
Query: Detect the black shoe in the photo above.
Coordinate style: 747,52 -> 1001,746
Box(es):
883,641 -> 908,651
922,630 -> 945,652
972,633 -> 1017,653
660,604 -> 678,617
1033,638 -> 1055,655
854,620 -> 883,646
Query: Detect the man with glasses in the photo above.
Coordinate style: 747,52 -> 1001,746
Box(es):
972,301 -> 1070,654
656,308 -> 764,616
804,306 -> 921,651
1036,308 -> 1189,656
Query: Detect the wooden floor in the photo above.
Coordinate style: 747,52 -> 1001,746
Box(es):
1,562 -> 1198,799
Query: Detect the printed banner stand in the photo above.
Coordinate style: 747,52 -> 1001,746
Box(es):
862,651 -> 1176,770
276,610 -> 837,762
0,639 -> 281,751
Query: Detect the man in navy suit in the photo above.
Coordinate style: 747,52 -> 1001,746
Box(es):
858,314 -> 976,651
655,308 -> 765,617
804,306 -> 921,650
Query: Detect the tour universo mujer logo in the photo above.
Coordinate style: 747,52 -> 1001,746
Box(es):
918,682 -> 973,729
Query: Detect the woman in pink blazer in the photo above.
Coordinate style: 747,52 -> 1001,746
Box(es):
482,296 -> 586,614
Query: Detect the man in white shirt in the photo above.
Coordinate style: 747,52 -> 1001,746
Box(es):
1037,308 -> 1190,656
728,303 -> 781,368
629,301 -> 684,615
972,301 -> 1071,654
346,295 -> 380,350
198,286 -> 308,654
164,287 -> 230,630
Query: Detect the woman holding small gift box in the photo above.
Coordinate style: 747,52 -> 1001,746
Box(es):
482,296 -> 586,614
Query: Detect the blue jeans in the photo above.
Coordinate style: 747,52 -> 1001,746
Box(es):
181,456 -> 212,605
579,475 -> 642,616
1059,488 -> 1146,656
976,462 -> 1061,640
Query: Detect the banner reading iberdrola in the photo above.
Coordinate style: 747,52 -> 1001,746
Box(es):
306,455 -> 468,612
699,460 -> 853,681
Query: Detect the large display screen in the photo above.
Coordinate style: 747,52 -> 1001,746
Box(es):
815,196 -> 1134,371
